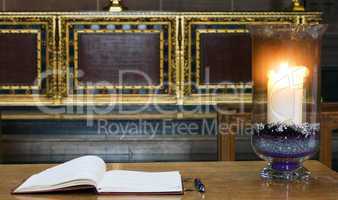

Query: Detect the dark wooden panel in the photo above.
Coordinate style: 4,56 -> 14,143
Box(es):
78,33 -> 161,86
1,119 -> 217,135
200,33 -> 252,84
333,132 -> 338,171
306,0 -> 338,103
0,33 -> 37,86
3,0 -> 292,11
116,0 -> 162,11
131,0 -> 290,11
160,0 -> 231,12
322,68 -> 338,102
4,0 -> 100,11
1,138 -> 217,163
232,0 -> 290,11
306,0 -> 338,19
0,118 -> 217,163
322,34 -> 338,67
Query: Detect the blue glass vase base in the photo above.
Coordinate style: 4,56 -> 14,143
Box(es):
260,163 -> 311,181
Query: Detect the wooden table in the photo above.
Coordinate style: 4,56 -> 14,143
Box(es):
1,161 -> 338,200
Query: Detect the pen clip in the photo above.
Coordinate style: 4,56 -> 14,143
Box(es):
194,178 -> 206,193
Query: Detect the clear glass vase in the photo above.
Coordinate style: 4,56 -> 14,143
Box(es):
249,24 -> 327,181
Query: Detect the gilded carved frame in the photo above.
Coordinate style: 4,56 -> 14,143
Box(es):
0,15 -> 57,105
59,14 -> 178,104
73,29 -> 165,90
0,12 -> 322,105
0,29 -> 42,90
195,28 -> 250,89
181,13 -> 322,104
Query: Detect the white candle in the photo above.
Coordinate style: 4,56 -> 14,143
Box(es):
267,63 -> 308,124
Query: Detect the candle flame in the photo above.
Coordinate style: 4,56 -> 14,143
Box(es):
268,63 -> 309,84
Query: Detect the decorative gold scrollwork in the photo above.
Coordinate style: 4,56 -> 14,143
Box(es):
0,12 -> 321,106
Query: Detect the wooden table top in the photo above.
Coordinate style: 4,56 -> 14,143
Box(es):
1,161 -> 338,200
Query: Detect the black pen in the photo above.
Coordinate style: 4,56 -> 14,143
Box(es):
194,178 -> 206,193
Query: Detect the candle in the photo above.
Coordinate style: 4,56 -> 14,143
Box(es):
267,63 -> 309,124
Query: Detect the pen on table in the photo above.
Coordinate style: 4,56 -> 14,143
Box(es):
194,178 -> 206,193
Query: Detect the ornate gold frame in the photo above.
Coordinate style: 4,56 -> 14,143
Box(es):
0,29 -> 42,90
58,14 -> 178,105
0,15 -> 57,105
0,12 -> 322,106
195,28 -> 250,89
181,12 -> 321,104
73,29 -> 165,90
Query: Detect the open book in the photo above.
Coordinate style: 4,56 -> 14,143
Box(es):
13,156 -> 183,195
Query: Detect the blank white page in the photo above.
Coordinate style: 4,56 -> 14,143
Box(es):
15,155 -> 106,193
97,170 -> 182,193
